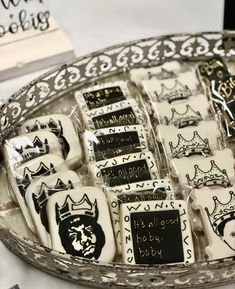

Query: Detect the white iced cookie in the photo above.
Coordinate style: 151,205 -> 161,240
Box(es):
157,121 -> 221,159
152,94 -> 211,127
171,149 -> 235,190
120,200 -> 195,264
191,186 -> 235,260
26,170 -> 81,247
142,71 -> 199,102
83,125 -> 148,162
9,154 -> 68,232
75,81 -> 130,111
3,131 -> 63,170
20,114 -> 82,168
81,99 -> 145,130
106,178 -> 174,254
47,186 -> 116,262
89,151 -> 159,187
130,61 -> 181,85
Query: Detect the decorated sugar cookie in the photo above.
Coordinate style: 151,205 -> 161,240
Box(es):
3,131 -> 63,170
47,187 -> 116,262
83,125 -> 148,162
89,151 -> 159,187
157,121 -> 221,159
106,178 -> 174,254
81,99 -> 145,130
20,114 -> 82,168
26,170 -> 81,246
9,154 -> 68,232
130,61 -> 181,85
152,94 -> 210,127
75,81 -> 130,111
120,200 -> 195,264
191,186 -> 235,260
171,149 -> 234,190
142,71 -> 199,103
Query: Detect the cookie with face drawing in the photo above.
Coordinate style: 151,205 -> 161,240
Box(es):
157,121 -> 221,159
26,170 -> 81,246
20,114 -> 82,168
47,186 -> 116,262
191,186 -> 235,260
9,154 -> 68,232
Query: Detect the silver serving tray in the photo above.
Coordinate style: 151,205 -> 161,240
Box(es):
0,31 -> 235,288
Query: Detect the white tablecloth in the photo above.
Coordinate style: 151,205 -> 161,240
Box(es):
0,1 -> 234,288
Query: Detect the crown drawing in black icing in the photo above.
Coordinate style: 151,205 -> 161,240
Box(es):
169,131 -> 211,158
205,191 -> 235,249
155,79 -> 192,103
165,104 -> 202,128
14,136 -> 49,161
33,179 -> 74,213
16,162 -> 56,198
186,160 -> 232,189
26,118 -> 63,137
56,194 -> 98,224
148,68 -> 176,80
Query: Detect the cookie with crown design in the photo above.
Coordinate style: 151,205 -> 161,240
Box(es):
130,61 -> 181,85
47,186 -> 116,262
120,200 -> 195,265
26,170 -> 81,246
83,125 -> 148,162
191,186 -> 235,260
171,149 -> 234,190
81,99 -> 145,130
75,81 -> 131,111
89,151 -> 159,187
142,71 -> 199,103
157,121 -> 221,159
106,178 -> 174,254
3,131 -> 63,170
20,114 -> 82,168
9,154 -> 68,232
152,94 -> 210,127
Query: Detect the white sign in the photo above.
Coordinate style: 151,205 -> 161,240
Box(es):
0,0 -> 50,38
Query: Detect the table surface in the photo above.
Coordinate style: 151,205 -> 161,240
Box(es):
0,1 -> 234,288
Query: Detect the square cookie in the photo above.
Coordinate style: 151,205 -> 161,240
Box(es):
3,131 -> 63,170
191,186 -> 235,260
75,81 -> 130,111
47,186 -> 116,262
20,114 -> 82,168
83,125 -> 148,162
157,120 -> 221,159
26,170 -> 81,247
120,200 -> 194,264
89,151 -> 159,187
81,99 -> 145,130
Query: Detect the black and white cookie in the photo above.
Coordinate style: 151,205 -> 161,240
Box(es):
120,200 -> 195,264
81,99 -> 145,130
9,154 -> 68,232
171,149 -> 235,190
107,178 -> 174,254
47,186 -> 116,262
26,170 -> 81,246
157,121 -> 221,159
75,81 -> 130,111
191,186 -> 235,260
89,152 -> 159,187
4,131 -> 63,170
20,114 -> 82,168
83,125 -> 148,162
142,71 -> 199,102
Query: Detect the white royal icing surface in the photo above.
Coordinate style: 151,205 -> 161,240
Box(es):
20,114 -> 82,168
47,186 -> 116,262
